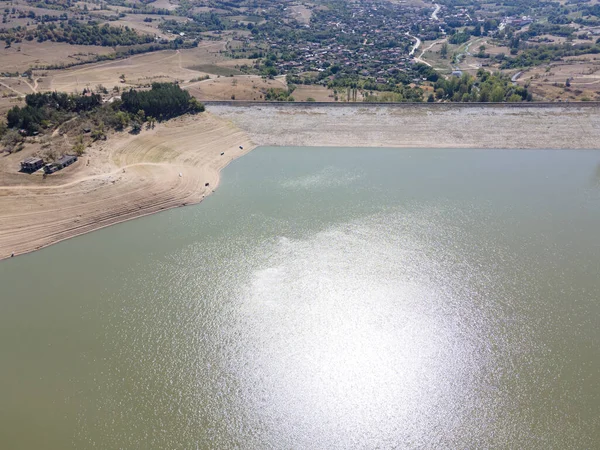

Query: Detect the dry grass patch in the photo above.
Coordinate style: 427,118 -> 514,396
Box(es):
0,41 -> 114,73
186,75 -> 287,101
292,85 -> 335,102
520,61 -> 600,101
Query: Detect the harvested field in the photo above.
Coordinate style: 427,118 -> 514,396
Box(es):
519,60 -> 600,101
187,64 -> 243,77
113,15 -> 168,39
289,5 -> 312,24
0,41 -> 115,73
216,58 -> 255,68
150,0 -> 179,11
0,77 -> 34,97
292,85 -> 335,102
0,77 -> 30,114
186,75 -> 288,101
46,43 -> 227,92
0,95 -> 24,116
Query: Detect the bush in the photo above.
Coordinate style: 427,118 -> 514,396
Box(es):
1,129 -> 24,152
6,92 -> 102,135
121,83 -> 204,120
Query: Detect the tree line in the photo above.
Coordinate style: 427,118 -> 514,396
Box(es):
432,70 -> 532,102
1,20 -> 155,46
2,83 -> 204,145
501,42 -> 600,69
6,91 -> 102,135
121,83 -> 204,120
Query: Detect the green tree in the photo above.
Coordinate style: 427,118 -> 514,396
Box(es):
491,86 -> 505,102
508,93 -> 522,102
130,120 -> 142,134
72,135 -> 85,156
91,121 -> 105,141
440,42 -> 448,59
114,111 -> 129,130
1,129 -> 24,153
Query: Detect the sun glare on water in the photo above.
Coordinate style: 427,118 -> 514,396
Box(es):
223,212 -> 493,447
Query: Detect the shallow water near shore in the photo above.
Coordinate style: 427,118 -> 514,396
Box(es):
1,147 -> 600,448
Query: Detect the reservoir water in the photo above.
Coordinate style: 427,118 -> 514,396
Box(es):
1,147 -> 600,448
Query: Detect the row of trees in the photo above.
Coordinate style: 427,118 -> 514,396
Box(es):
159,12 -> 229,36
263,87 -> 295,102
0,20 -> 155,46
501,42 -> 600,69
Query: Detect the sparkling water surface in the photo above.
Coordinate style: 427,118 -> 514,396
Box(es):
1,147 -> 599,449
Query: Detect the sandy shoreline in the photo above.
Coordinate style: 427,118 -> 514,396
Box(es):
0,113 -> 254,260
1,104 -> 600,260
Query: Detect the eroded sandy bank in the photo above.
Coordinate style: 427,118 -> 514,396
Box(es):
0,113 -> 253,259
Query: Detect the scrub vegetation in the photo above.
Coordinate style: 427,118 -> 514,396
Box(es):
1,83 -> 204,154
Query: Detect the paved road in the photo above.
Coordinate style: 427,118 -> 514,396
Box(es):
406,32 -> 422,56
432,3 -> 441,21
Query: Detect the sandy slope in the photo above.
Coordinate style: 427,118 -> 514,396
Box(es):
2,104 -> 599,259
0,113 -> 253,259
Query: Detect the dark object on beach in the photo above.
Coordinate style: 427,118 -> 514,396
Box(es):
11,252 -> 15,257
44,154 -> 77,174
205,182 -> 210,187
20,157 -> 44,172
220,152 -> 224,156
239,145 -> 243,150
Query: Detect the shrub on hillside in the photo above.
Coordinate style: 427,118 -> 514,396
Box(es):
121,83 -> 204,120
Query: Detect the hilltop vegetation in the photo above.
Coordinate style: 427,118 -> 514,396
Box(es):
1,20 -> 155,46
121,82 -> 204,120
1,83 -> 204,154
6,91 -> 102,135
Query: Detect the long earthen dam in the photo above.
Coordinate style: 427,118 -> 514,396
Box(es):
207,102 -> 600,149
